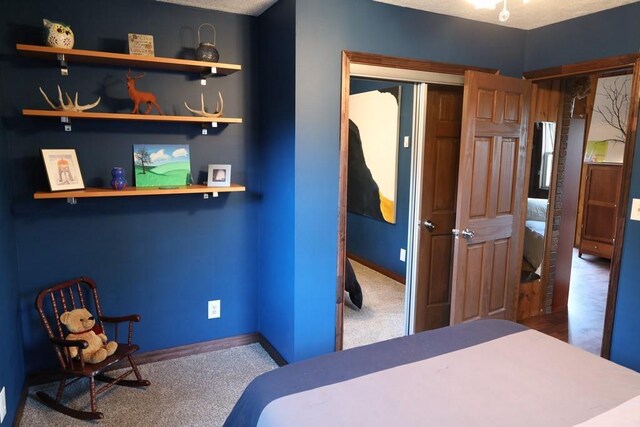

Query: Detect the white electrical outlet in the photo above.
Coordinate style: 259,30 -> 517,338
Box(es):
400,248 -> 406,262
208,300 -> 221,319
403,136 -> 410,148
631,198 -> 640,221
0,386 -> 7,424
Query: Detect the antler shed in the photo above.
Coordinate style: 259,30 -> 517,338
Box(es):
39,85 -> 101,112
184,91 -> 224,118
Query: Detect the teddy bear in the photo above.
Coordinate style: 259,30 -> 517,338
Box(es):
59,308 -> 118,364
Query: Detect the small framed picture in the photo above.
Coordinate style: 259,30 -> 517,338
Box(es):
207,164 -> 231,187
128,33 -> 155,56
41,149 -> 85,192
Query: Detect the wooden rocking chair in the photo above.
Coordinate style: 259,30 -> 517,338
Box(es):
35,277 -> 150,420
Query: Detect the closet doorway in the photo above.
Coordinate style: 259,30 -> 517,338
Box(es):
336,52 -> 530,350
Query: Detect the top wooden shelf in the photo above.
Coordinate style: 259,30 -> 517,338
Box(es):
16,44 -> 241,75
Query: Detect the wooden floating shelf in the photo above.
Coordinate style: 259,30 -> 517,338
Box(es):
16,44 -> 241,75
34,184 -> 246,200
23,109 -> 242,124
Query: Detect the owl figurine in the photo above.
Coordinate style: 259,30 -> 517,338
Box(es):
43,19 -> 74,49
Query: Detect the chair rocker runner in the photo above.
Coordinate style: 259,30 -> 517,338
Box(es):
35,277 -> 150,420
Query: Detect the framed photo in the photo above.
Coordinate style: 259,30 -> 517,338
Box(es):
207,164 -> 231,187
41,149 -> 85,192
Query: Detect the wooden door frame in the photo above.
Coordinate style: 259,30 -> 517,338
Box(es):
336,51 -> 497,350
524,53 -> 640,358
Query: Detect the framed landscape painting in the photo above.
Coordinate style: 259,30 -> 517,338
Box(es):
133,144 -> 191,187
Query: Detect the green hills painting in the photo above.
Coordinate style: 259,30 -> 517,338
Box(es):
133,144 -> 191,187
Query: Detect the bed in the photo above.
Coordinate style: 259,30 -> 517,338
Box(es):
523,197 -> 548,271
224,320 -> 640,427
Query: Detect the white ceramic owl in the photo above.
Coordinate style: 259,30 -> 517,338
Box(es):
43,19 -> 74,49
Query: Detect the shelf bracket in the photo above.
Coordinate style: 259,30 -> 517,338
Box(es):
201,122 -> 218,134
61,116 -> 72,132
200,66 -> 218,83
66,197 -> 78,205
57,53 -> 69,76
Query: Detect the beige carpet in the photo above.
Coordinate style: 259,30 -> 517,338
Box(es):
343,259 -> 406,349
19,343 -> 277,427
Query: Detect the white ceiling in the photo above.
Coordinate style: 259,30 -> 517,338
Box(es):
157,0 -> 278,16
374,0 -> 640,29
158,0 -> 639,30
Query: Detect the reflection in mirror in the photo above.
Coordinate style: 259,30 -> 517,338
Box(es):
584,74 -> 631,163
343,76 -> 409,349
519,122 -> 554,320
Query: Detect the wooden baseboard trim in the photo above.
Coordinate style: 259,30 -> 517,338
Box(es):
347,252 -> 406,284
19,332 -> 287,422
26,333 -> 262,385
25,332 -> 287,385
12,382 -> 29,427
122,333 -> 261,367
258,335 -> 288,367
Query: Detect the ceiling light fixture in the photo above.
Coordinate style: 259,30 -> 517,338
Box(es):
467,0 -> 530,22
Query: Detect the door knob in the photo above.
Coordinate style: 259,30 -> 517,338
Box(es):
461,229 -> 475,239
423,220 -> 435,230
452,228 -> 475,240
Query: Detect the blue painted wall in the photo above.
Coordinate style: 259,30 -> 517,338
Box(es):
2,0 -> 261,373
291,0 -> 526,361
347,79 -> 413,277
4,2 -> 639,408
257,0 -> 296,362
0,35 -> 25,426
526,2 -> 640,371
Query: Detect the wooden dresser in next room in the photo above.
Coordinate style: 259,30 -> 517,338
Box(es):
578,162 -> 622,260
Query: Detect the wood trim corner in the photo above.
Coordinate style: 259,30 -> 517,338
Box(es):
258,335 -> 288,367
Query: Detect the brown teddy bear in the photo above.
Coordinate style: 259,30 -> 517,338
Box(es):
60,308 -> 118,364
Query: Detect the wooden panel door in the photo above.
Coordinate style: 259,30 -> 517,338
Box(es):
450,71 -> 531,324
414,85 -> 463,332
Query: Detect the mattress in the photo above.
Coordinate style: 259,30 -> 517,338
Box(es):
524,219 -> 546,270
224,320 -> 640,427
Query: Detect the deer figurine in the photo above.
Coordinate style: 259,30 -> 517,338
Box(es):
126,70 -> 163,115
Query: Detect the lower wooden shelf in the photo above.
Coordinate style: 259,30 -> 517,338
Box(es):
34,184 -> 245,202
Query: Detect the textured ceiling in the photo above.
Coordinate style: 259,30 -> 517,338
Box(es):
158,0 -> 639,30
157,0 -> 278,16
376,0 -> 640,29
